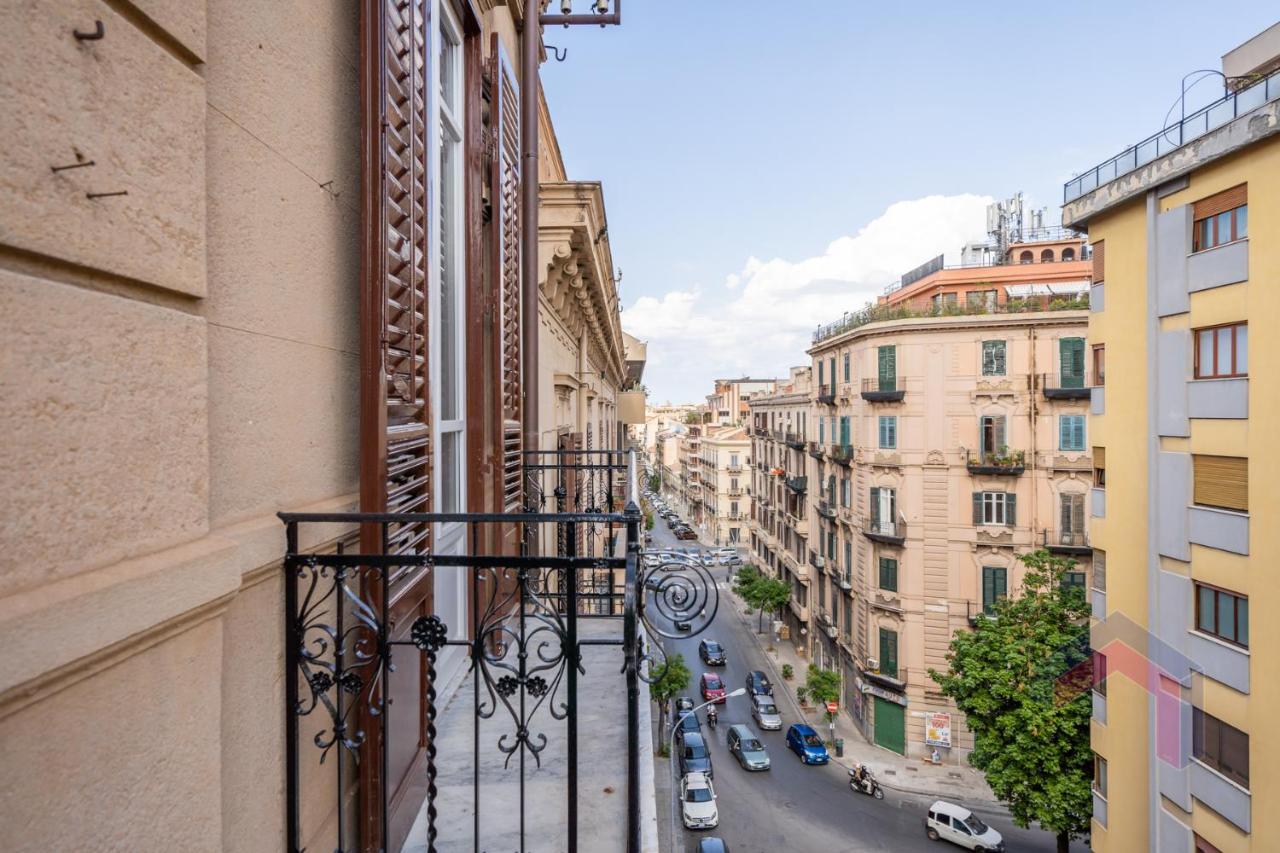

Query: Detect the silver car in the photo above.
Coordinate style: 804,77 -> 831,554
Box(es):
751,695 -> 782,731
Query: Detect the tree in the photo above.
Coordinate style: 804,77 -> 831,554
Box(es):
928,550 -> 1092,853
648,652 -> 692,747
806,665 -> 842,737
732,565 -> 791,633
647,472 -> 661,493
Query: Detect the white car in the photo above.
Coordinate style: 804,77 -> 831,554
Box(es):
680,772 -> 719,830
925,801 -> 1004,851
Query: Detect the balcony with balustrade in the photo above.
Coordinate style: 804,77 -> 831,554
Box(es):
861,376 -> 904,403
965,447 -> 1026,476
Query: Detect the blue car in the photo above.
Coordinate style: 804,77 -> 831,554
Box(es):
785,724 -> 830,765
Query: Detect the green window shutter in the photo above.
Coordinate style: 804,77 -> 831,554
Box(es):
879,557 -> 898,592
843,353 -> 851,382
1060,494 -> 1073,534
1060,338 -> 1085,388
818,361 -> 824,385
1006,493 -> 1017,526
1074,416 -> 1085,450
996,416 -> 1007,452
870,487 -> 881,525
878,346 -> 896,391
819,420 -> 824,444
982,567 -> 1008,614
972,492 -> 983,525
879,628 -> 898,678
1072,494 -> 1085,534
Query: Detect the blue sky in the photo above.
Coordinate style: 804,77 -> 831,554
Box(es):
541,1 -> 1278,404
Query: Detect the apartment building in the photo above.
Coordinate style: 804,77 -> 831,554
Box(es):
1062,25 -> 1280,853
678,423 -> 704,523
0,3 -> 640,850
706,377 -> 777,426
747,367 -> 815,643
701,427 -> 751,546
803,254 -> 1094,762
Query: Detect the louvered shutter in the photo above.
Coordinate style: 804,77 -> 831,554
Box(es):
1072,494 -> 1086,535
1093,446 -> 1105,469
870,488 -> 881,525
358,1 -> 431,847
1193,184 -> 1247,220
972,492 -> 983,525
878,346 -> 896,391
1193,455 -> 1248,512
1091,240 -> 1105,282
1060,494 -> 1073,534
1061,338 -> 1085,388
1006,493 -> 1017,527
490,36 -> 523,512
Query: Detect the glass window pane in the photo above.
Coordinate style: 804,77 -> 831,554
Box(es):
1236,325 -> 1247,374
1217,330 -> 1232,379
1218,593 -> 1236,642
1236,205 -> 1247,239
1216,211 -> 1232,244
439,140 -> 459,420
1199,330 -> 1215,377
441,430 -> 460,512
1198,585 -> 1216,634
1238,597 -> 1248,646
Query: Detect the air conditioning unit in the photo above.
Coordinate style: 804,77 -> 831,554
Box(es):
813,556 -> 825,568
866,658 -> 879,673
824,624 -> 838,639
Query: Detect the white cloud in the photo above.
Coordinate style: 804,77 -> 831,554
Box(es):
622,194 -> 993,402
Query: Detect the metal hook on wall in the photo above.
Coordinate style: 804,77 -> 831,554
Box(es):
74,20 -> 105,41
545,43 -> 567,62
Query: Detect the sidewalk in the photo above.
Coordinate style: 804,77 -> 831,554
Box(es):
722,582 -> 1008,814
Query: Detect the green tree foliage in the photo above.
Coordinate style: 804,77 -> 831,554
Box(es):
644,510 -> 655,531
648,472 -> 661,493
805,665 -> 842,731
928,550 -> 1092,853
649,652 -> 692,742
733,565 -> 791,632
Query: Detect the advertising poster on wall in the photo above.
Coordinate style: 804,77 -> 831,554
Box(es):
925,711 -> 951,748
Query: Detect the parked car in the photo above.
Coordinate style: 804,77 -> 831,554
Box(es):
700,673 -> 726,704
674,709 -> 701,744
644,574 -> 663,591
745,670 -> 773,697
679,771 -> 719,830
726,725 -> 770,771
785,724 -> 830,765
751,695 -> 782,731
698,639 -> 727,666
667,518 -> 680,529
676,528 -> 698,541
679,732 -> 713,778
674,617 -> 693,632
694,839 -> 729,853
925,801 -> 1005,851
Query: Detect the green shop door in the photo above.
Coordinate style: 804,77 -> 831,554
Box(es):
873,697 -> 905,755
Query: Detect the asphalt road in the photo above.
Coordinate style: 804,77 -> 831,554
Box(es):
645,510 -> 1084,853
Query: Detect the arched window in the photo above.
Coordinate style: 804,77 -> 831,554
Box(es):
1061,247 -> 1076,261
1019,251 -> 1033,264
1041,249 -> 1055,262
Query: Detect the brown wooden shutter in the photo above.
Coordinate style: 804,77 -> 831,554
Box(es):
1193,184 -> 1248,221
1091,240 -> 1104,282
1193,455 -> 1248,512
359,2 -> 431,848
489,36 -> 524,512
1093,446 -> 1105,469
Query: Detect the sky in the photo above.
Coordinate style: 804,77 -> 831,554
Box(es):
540,1 -> 1279,404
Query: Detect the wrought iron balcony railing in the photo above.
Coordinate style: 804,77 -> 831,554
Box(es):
816,499 -> 837,520
807,441 -> 824,460
785,476 -> 807,494
1039,371 -> 1094,400
861,376 -> 904,403
817,384 -> 836,406
829,443 -> 854,466
279,449 -> 722,853
862,517 -> 906,545
1042,528 -> 1092,556
965,447 -> 1026,476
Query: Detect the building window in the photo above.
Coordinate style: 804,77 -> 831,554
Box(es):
1061,493 -> 1086,543
1093,446 -> 1106,488
1059,415 -> 1086,451
436,1 -> 466,514
982,566 -> 1007,614
1195,583 -> 1248,647
1059,337 -> 1086,388
1093,549 -> 1106,592
1093,754 -> 1108,797
1094,651 -> 1107,696
1062,247 -> 1076,261
973,491 -> 1016,527
869,487 -> 897,534
1019,250 -> 1033,264
877,346 -> 897,392
1194,324 -> 1247,379
843,352 -> 851,383
1063,571 -> 1086,594
1193,707 -> 1249,789
981,340 -> 1006,376
839,415 -> 851,447
967,289 -> 997,310
730,452 -> 739,467
1192,455 -> 1248,513
1092,344 -> 1105,386
979,415 -> 1007,456
878,416 -> 897,449
1041,248 -> 1055,262
1192,185 -> 1247,252
1092,240 -> 1105,281
878,628 -> 899,678
1195,834 -> 1224,853
879,557 -> 898,592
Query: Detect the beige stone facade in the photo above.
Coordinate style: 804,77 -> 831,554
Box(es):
0,3 -> 637,851
788,310 -> 1094,762
699,427 -> 751,546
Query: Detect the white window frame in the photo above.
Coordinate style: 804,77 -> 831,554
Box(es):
981,491 -> 1009,526
432,0 -> 466,542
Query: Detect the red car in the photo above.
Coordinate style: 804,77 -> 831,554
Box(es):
700,672 -> 726,704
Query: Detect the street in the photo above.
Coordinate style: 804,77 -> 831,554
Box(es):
646,514 -> 1085,853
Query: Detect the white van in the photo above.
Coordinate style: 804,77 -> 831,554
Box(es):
925,801 -> 1005,852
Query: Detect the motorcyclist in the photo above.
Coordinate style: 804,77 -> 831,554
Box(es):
706,706 -> 718,728
855,763 -> 869,789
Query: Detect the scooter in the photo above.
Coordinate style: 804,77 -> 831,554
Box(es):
706,708 -> 718,730
848,764 -> 885,799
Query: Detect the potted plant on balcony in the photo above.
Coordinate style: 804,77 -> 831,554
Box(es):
782,663 -> 794,680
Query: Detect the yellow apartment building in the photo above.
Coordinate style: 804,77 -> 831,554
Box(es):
1062,23 -> 1280,853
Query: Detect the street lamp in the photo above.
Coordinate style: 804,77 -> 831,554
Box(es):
667,687 -> 746,848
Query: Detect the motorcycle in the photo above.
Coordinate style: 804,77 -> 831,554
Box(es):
706,708 -> 718,730
848,764 -> 885,799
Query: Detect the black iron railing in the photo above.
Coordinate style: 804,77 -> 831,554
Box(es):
279,449 -> 717,853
